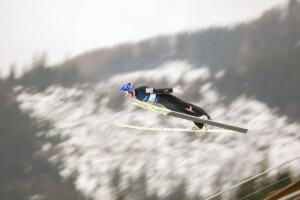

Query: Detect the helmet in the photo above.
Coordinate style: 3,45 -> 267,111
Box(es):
120,83 -> 134,94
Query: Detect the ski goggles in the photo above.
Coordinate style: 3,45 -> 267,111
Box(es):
122,91 -> 129,96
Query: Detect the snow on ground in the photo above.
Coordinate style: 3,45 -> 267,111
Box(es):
17,61 -> 300,199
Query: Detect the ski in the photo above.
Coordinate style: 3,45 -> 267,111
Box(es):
115,123 -> 236,133
132,99 -> 248,134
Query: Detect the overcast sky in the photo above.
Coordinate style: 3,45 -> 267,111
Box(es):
0,0 -> 289,77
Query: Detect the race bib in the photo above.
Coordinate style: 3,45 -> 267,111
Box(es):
146,88 -> 153,93
148,94 -> 157,102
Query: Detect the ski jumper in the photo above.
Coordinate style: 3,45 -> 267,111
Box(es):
135,86 -> 211,129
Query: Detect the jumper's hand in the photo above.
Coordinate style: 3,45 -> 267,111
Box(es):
173,85 -> 183,94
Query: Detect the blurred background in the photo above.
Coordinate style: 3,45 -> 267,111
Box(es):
1,0 -> 300,199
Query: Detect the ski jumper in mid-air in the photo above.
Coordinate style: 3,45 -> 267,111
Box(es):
120,83 -> 211,129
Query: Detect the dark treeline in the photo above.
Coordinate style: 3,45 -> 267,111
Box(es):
109,166 -> 293,200
216,1 -> 300,119
15,57 -> 83,91
234,170 -> 293,200
0,79 -> 88,199
217,46 -> 300,119
61,27 -> 243,81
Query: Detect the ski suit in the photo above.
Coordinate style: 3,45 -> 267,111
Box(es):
134,86 -> 210,129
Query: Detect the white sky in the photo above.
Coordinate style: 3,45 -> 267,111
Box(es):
0,0 -> 289,77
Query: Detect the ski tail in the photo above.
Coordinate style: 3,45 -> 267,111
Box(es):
167,112 -> 248,133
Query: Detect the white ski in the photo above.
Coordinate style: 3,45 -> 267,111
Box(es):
115,123 -> 236,133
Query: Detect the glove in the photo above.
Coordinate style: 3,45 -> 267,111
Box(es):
173,86 -> 183,94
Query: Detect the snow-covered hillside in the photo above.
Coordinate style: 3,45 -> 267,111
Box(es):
16,61 -> 300,199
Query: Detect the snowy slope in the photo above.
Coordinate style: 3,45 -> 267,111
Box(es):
16,61 -> 300,199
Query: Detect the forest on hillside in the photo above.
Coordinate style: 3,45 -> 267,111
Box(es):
0,79 -> 88,199
1,1 -> 299,199
1,77 -> 296,199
